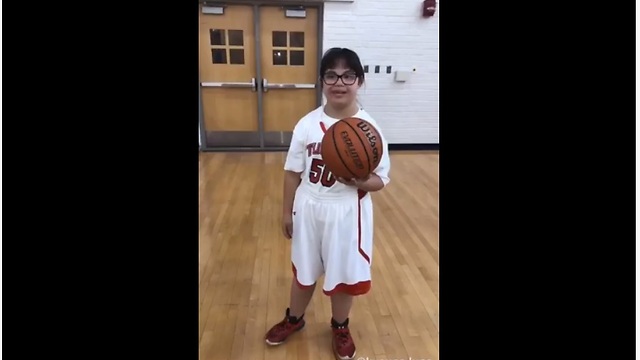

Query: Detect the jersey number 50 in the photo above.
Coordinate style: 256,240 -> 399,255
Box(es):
309,158 -> 336,187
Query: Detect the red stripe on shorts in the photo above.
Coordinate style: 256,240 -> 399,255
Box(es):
357,189 -> 370,264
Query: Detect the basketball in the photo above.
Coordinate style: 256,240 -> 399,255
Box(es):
321,117 -> 384,180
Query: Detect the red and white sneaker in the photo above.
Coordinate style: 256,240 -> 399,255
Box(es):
331,318 -> 356,360
265,308 -> 305,346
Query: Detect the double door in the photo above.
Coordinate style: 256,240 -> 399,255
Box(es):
199,3 -> 320,149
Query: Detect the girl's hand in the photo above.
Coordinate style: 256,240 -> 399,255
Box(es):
282,213 -> 293,239
336,174 -> 371,187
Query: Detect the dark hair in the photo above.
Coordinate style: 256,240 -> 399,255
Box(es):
320,47 -> 365,85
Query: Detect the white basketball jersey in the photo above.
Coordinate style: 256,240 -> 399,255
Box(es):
284,106 -> 391,197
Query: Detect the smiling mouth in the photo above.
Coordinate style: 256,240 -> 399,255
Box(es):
331,90 -> 347,95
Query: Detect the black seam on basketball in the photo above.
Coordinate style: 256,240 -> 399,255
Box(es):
331,122 -> 359,179
341,120 -> 372,175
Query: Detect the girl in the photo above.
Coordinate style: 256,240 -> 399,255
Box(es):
264,47 -> 391,360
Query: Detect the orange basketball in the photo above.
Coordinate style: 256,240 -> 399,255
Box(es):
321,117 -> 384,180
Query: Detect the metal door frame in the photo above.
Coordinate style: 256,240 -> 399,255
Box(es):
199,0 -> 325,152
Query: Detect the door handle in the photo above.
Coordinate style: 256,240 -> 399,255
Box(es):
201,78 -> 257,91
262,78 -> 316,92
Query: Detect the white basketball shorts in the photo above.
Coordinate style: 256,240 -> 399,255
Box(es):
290,185 -> 374,296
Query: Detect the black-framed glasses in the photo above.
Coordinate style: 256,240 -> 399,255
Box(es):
322,72 -> 358,85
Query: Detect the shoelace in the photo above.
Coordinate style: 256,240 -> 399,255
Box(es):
333,328 -> 352,345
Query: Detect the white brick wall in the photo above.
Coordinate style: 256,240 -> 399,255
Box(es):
322,0 -> 439,144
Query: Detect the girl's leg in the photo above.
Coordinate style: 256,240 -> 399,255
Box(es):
330,291 -> 353,324
289,278 -> 316,318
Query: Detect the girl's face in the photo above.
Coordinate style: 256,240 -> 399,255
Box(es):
321,64 -> 362,109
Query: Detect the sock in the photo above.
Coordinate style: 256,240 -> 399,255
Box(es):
286,308 -> 304,324
331,317 -> 349,328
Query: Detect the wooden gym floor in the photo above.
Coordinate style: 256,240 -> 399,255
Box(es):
199,151 -> 439,360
